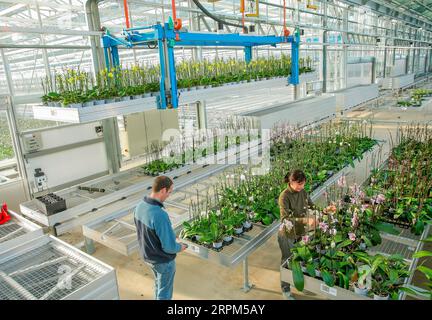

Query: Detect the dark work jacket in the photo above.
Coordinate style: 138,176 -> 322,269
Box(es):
134,196 -> 181,264
278,185 -> 315,239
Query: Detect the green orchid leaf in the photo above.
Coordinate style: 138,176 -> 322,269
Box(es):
417,266 -> 432,280
412,220 -> 425,236
400,286 -> 431,298
261,215 -> 273,225
375,222 -> 400,235
321,270 -> 335,287
360,235 -> 372,247
336,239 -> 352,249
306,263 -> 316,278
291,260 -> 305,292
337,271 -> 349,289
413,250 -> 432,258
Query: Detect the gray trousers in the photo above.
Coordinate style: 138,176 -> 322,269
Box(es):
278,233 -> 295,292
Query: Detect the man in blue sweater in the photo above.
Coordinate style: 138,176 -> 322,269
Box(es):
134,175 -> 187,300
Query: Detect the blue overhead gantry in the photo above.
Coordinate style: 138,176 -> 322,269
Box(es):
101,18 -> 300,109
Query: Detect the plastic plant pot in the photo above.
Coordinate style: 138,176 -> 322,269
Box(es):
212,241 -> 223,249
223,235 -> 233,242
69,103 -> 83,108
354,284 -> 369,296
243,220 -> 252,229
234,226 -> 243,235
84,101 -> 94,107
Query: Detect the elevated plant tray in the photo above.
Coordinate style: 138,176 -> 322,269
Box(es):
176,142 -> 382,268
280,259 -> 370,300
382,74 -> 415,90
32,96 -> 157,123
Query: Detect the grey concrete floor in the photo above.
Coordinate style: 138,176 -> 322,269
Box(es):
59,86 -> 432,300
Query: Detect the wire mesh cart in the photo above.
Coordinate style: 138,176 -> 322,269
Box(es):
0,234 -> 119,300
0,210 -> 43,253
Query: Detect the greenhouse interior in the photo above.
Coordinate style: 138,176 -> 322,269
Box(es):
0,0 -> 432,302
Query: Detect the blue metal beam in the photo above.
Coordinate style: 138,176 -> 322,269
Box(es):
101,22 -> 301,109
165,29 -> 293,47
289,29 -> 300,85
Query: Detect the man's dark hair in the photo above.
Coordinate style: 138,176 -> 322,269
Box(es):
284,169 -> 306,183
152,175 -> 173,193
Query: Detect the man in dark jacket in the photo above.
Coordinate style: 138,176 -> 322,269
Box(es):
134,175 -> 187,300
278,169 -> 316,300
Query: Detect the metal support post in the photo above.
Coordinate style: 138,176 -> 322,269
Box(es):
322,1 -> 328,93
102,118 -> 121,174
405,52 -> 410,74
167,43 -> 179,109
392,23 -> 397,67
293,85 -> 301,100
244,46 -> 252,63
4,96 -> 31,199
383,40 -> 388,77
157,27 -> 168,109
290,30 -> 300,99
103,45 -> 110,70
412,30 -> 417,74
342,7 -> 348,89
196,100 -> 207,129
111,46 -> 120,68
242,257 -> 254,293
371,57 -> 376,84
85,237 -> 96,255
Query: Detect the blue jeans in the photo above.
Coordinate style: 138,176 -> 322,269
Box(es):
148,260 -> 176,300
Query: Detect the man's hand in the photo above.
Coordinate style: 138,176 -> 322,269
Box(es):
180,243 -> 188,251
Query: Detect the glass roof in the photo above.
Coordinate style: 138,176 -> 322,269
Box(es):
0,0 -> 431,99
389,0 -> 432,21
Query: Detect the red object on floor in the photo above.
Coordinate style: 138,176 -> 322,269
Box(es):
0,202 -> 11,225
